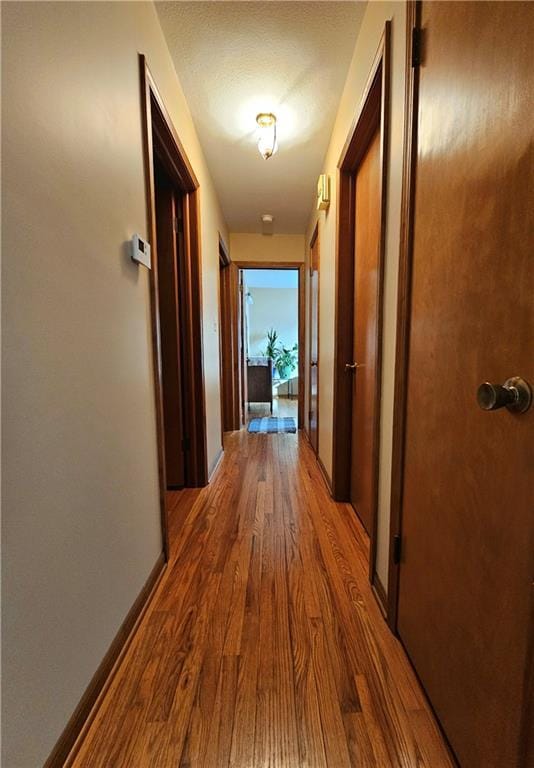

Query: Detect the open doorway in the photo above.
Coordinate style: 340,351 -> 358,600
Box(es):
153,159 -> 186,488
230,261 -> 305,431
243,267 -> 299,423
140,55 -> 208,558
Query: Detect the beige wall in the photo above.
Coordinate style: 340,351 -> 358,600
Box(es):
2,2 -> 228,765
230,233 -> 305,263
305,1 -> 407,590
247,287 -> 299,357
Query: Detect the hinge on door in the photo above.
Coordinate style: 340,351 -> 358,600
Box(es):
411,27 -> 422,68
173,216 -> 184,234
182,436 -> 190,451
393,534 -> 402,565
308,410 -> 313,422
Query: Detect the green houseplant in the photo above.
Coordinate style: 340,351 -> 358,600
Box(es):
274,344 -> 298,379
263,328 -> 279,360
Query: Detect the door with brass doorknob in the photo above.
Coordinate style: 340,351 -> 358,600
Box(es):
396,4 -> 534,766
477,377 -> 532,413
349,126 -> 382,536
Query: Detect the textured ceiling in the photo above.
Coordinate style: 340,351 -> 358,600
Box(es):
156,1 -> 366,233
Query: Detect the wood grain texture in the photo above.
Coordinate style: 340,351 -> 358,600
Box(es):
309,226 -> 320,454
154,164 -> 186,488
350,127 -> 381,535
219,260 -> 241,432
141,54 -> 208,495
332,22 -> 390,522
387,0 -> 418,632
70,430 -> 453,768
396,3 -> 534,767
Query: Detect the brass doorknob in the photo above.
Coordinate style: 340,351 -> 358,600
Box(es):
345,362 -> 359,372
477,377 -> 532,413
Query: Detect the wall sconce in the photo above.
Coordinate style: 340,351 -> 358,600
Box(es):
317,174 -> 330,211
256,113 -> 278,160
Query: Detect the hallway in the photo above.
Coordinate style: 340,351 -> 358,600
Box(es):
4,2 -> 533,765
71,429 -> 452,767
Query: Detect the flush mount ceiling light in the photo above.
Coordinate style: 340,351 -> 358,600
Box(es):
256,112 -> 278,160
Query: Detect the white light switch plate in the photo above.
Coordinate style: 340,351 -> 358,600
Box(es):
131,234 -> 151,269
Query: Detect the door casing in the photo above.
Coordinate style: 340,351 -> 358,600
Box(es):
331,23 -> 390,599
139,54 -> 208,559
308,226 -> 320,453
234,261 -> 306,429
219,237 -> 241,434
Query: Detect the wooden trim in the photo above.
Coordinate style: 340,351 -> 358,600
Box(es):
180,190 -> 208,486
331,24 -> 391,590
234,260 -> 304,269
520,590 -> 534,766
219,262 -> 241,432
143,62 -> 198,192
372,572 -> 388,619
208,446 -> 224,482
218,234 -> 235,438
45,554 -> 167,768
297,263 -> 305,429
317,454 -> 333,495
368,24 -> 391,588
234,261 -> 306,429
229,264 -> 241,428
139,54 -> 208,511
387,1 -> 420,632
308,224 -> 320,451
219,233 -> 230,267
139,55 -> 169,557
218,241 -> 225,445
310,224 -> 319,255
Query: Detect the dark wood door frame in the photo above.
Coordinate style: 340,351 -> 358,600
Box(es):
386,1 -> 419,632
331,23 -> 390,595
234,261 -> 306,429
139,54 -> 208,559
308,225 -> 320,452
219,239 -> 241,433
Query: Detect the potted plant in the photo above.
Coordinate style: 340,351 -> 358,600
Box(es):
263,328 -> 280,360
274,343 -> 298,379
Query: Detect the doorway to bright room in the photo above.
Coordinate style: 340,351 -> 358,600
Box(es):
241,267 -> 302,431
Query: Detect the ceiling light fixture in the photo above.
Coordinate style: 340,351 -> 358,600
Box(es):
256,113 -> 278,160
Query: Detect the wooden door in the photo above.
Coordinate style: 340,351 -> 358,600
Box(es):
349,127 -> 381,535
309,231 -> 320,453
154,164 -> 185,488
397,4 -> 534,767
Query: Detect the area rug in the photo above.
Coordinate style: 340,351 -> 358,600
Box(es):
247,417 -> 297,434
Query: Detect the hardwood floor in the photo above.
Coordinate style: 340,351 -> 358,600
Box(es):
247,395 -> 298,420
71,429 -> 453,767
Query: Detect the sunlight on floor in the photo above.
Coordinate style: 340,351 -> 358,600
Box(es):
246,396 -> 297,421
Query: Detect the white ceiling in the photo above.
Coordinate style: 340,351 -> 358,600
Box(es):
156,1 -> 366,234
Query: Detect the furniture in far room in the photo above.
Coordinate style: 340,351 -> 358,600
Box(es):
247,357 -> 273,413
273,374 -> 299,399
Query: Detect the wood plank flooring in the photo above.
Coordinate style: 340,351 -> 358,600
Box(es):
71,429 -> 454,767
